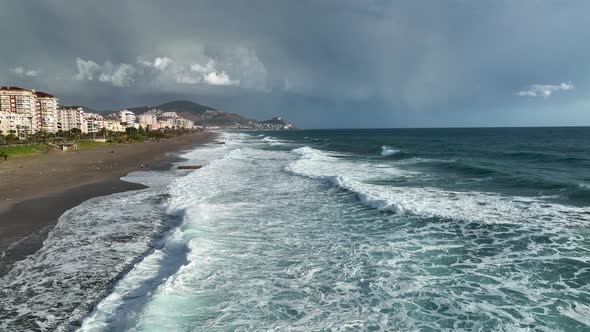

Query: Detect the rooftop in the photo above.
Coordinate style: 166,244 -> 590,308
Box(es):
34,91 -> 56,98
0,86 -> 30,92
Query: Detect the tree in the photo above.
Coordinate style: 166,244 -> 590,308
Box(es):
70,128 -> 82,140
125,127 -> 138,136
5,134 -> 18,144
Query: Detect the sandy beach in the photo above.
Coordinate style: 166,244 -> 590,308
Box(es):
0,132 -> 214,276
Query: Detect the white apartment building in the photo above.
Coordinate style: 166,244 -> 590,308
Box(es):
103,119 -> 125,132
158,118 -> 176,129
174,118 -> 194,129
118,109 -> 136,126
138,113 -> 158,128
0,87 -> 38,136
34,91 -> 59,133
84,113 -> 104,133
161,111 -> 178,118
0,111 -> 18,135
58,107 -> 88,133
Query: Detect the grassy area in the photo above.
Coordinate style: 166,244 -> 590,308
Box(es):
0,140 -> 112,159
0,144 -> 49,158
76,139 -> 112,150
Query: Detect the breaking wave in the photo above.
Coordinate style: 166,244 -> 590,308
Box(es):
380,145 -> 400,156
286,146 -> 590,225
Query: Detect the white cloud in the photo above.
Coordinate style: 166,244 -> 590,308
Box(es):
12,66 -> 39,77
190,60 -> 216,74
137,57 -> 172,70
73,50 -> 263,89
176,59 -> 239,86
74,58 -> 135,86
73,58 -> 102,81
98,62 -> 136,87
516,82 -> 574,97
204,71 -> 238,86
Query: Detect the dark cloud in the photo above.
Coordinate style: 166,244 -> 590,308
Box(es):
1,0 -> 589,127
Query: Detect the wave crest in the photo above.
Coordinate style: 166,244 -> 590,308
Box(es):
381,146 -> 400,156
287,147 -> 590,225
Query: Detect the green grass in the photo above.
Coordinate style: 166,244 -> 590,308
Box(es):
76,139 -> 111,150
0,144 -> 49,157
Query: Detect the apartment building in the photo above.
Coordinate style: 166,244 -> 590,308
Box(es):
138,113 -> 158,128
0,111 -> 18,135
174,118 -> 194,129
58,107 -> 87,133
34,91 -> 59,133
84,113 -> 105,133
102,119 -> 125,132
161,111 -> 178,118
0,87 -> 38,136
118,109 -> 136,126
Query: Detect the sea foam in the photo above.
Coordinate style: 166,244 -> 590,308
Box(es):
381,145 -> 400,156
286,146 -> 590,225
78,133 -> 590,331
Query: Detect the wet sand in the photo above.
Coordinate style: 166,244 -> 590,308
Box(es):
0,132 -> 215,276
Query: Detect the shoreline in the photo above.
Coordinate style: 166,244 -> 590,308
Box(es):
0,132 -> 215,276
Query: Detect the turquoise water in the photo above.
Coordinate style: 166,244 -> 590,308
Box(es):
78,128 -> 590,331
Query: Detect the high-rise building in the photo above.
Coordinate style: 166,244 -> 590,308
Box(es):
0,111 -> 18,136
118,109 -> 136,126
174,118 -> 194,129
34,91 -> 59,133
0,87 -> 38,136
58,107 -> 88,133
138,113 -> 158,128
84,113 -> 104,133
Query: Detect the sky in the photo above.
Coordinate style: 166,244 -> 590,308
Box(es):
2,0 -> 590,128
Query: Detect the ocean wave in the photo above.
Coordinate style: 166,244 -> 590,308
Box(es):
78,136 -> 237,331
381,145 -> 400,156
286,146 -> 590,225
81,136 -> 590,331
261,136 -> 291,146
0,189 -> 171,331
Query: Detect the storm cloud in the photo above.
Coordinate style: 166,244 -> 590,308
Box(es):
1,0 -> 590,127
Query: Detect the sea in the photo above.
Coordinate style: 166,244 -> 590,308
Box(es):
1,127 -> 589,331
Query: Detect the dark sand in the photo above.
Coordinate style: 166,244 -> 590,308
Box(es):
0,132 -> 214,276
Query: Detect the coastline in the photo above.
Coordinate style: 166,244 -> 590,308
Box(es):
0,131 -> 215,276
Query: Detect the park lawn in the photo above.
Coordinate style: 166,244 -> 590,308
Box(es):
76,139 -> 112,150
0,144 -> 49,158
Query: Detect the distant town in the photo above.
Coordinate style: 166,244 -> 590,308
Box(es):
0,86 -> 296,139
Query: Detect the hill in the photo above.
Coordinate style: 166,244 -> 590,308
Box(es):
89,100 -> 296,129
126,100 -> 254,127
126,100 -> 222,115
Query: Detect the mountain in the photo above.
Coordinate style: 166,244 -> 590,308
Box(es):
126,100 -> 255,127
259,117 -> 289,125
126,100 -> 222,115
93,100 -> 297,129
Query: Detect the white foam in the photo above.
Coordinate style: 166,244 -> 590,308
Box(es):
0,189 -> 169,331
260,135 -> 292,146
286,146 -> 590,225
82,135 -> 590,331
78,133 -> 239,331
381,145 -> 400,156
